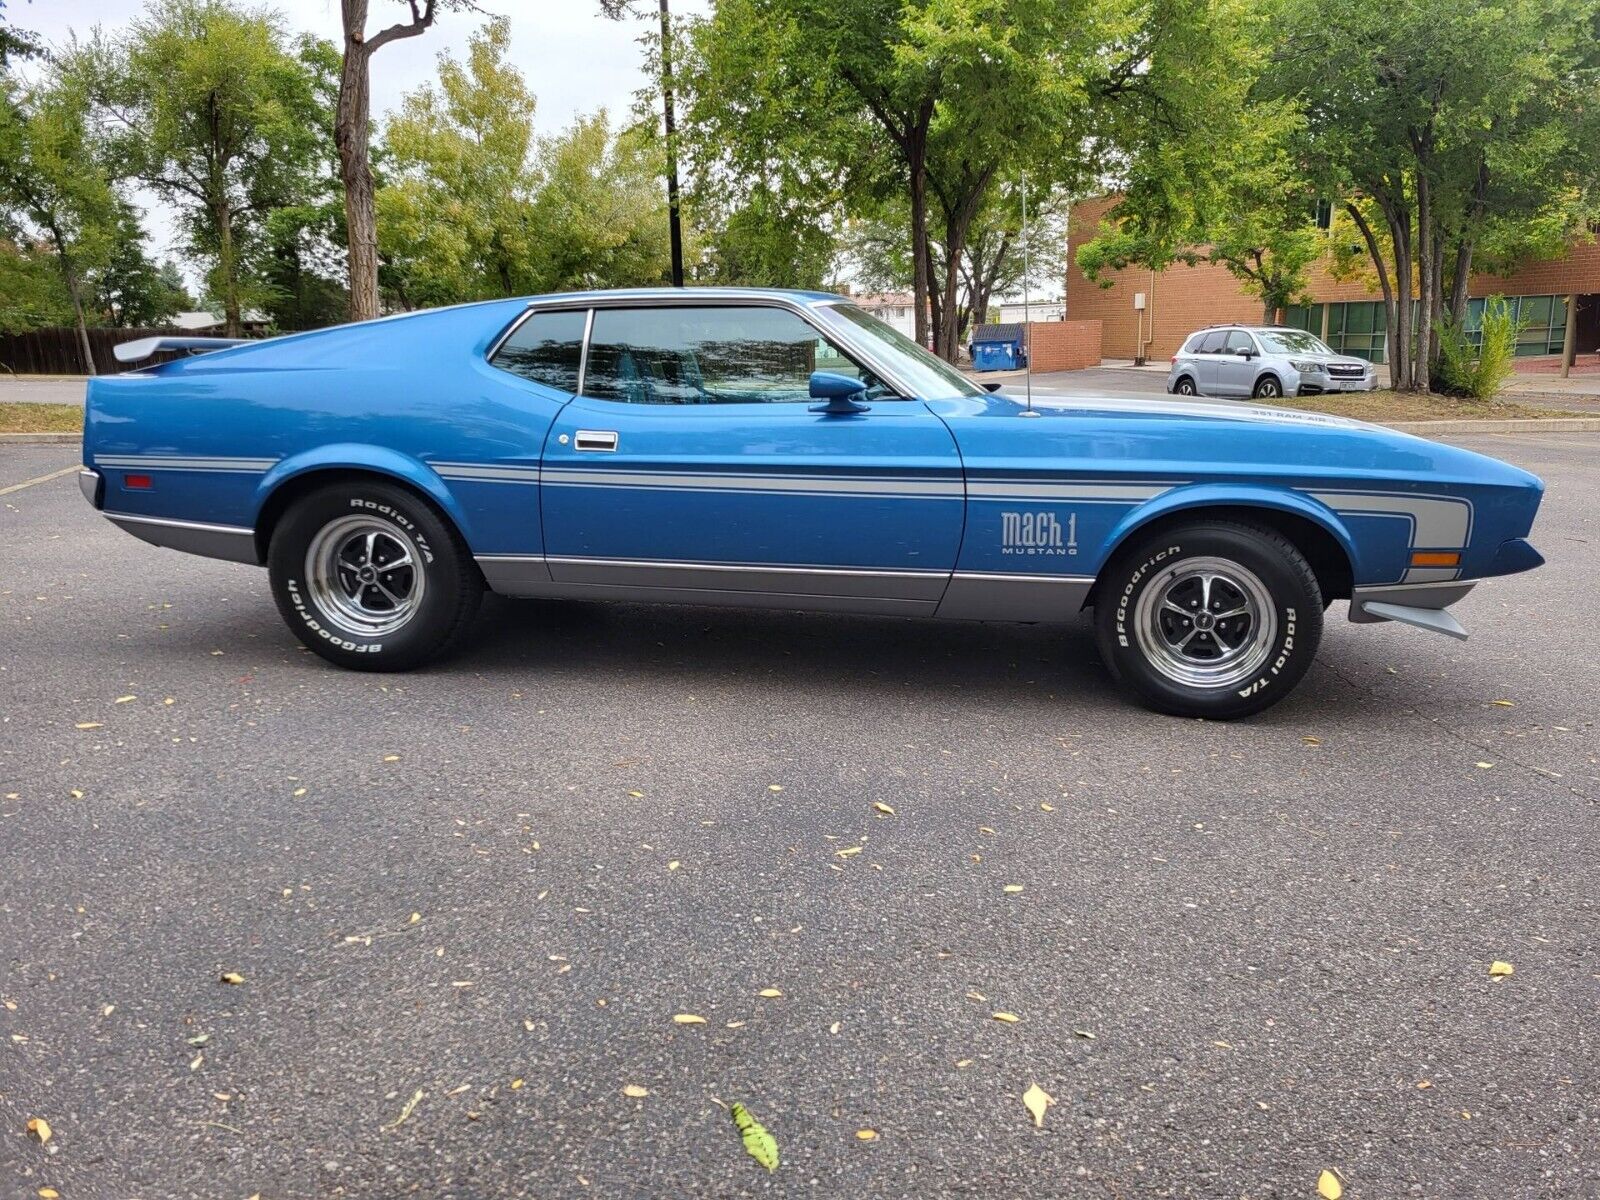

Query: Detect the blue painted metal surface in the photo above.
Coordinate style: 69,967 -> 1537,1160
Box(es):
81,288 -> 1545,604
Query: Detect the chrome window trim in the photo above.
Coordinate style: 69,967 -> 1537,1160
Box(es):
484,306 -> 592,396
494,293 -> 921,403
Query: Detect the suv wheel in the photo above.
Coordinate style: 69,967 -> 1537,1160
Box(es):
268,481 -> 483,670
1094,520 -> 1323,719
1173,375 -> 1198,396
1252,375 -> 1283,399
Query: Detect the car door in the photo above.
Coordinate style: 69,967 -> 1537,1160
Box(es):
1191,329 -> 1229,393
538,301 -> 966,613
1210,329 -> 1258,396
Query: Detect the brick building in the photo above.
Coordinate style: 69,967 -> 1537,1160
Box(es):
1065,195 -> 1600,365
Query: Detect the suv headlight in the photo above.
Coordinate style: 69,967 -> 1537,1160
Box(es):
1289,359 -> 1321,374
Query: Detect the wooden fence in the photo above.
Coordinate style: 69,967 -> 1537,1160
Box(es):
0,326 -> 249,376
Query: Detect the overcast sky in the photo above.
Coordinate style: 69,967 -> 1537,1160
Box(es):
16,0 -> 710,269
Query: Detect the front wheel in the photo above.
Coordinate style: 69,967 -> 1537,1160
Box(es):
1252,375 -> 1283,399
268,480 -> 483,670
1094,521 -> 1323,719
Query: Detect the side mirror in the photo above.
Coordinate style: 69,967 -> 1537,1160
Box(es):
808,370 -> 870,415
1237,347 -> 1255,358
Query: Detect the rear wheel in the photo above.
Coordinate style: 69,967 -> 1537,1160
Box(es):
1094,520 -> 1322,719
1173,375 -> 1198,396
268,480 -> 482,670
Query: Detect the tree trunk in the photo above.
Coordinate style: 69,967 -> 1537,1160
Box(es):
59,249 -> 96,377
1346,202 -> 1398,390
216,195 -> 241,338
1414,172 -> 1433,393
908,145 -> 930,350
1381,196 -> 1414,392
337,31 -> 379,323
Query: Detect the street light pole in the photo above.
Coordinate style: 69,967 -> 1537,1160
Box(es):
659,0 -> 685,287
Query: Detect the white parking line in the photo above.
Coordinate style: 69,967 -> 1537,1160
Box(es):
0,465 -> 80,496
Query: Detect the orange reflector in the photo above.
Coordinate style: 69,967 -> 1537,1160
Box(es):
1410,551 -> 1460,568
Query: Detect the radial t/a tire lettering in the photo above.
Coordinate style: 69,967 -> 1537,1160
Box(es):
267,480 -> 483,671
1094,520 -> 1323,719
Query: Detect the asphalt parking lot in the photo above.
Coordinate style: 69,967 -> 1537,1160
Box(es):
2,435 -> 1596,1199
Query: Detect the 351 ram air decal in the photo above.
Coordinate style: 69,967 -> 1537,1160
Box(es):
1001,510 -> 1077,557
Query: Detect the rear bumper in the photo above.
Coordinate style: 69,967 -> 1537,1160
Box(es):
79,468 -> 102,509
102,512 -> 260,564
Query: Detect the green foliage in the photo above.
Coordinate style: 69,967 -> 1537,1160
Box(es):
89,0 -> 337,334
0,238 -> 73,332
377,18 -> 672,307
695,184 -> 835,289
1435,297 -> 1521,399
93,208 -> 189,325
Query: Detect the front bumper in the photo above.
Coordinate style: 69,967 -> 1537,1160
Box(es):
79,467 -> 103,509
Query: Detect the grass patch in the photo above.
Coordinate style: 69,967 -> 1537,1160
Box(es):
0,402 -> 84,434
1266,389 -> 1576,423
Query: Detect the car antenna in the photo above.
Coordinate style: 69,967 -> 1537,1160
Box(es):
1019,171 -> 1040,418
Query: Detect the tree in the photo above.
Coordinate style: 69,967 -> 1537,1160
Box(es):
92,0 -> 334,337
695,184 -> 837,289
93,207 -> 190,325
0,64 -> 119,371
0,0 -> 39,67
682,0 -> 1228,361
1268,0 -> 1600,390
336,0 -> 476,324
0,237 -> 74,333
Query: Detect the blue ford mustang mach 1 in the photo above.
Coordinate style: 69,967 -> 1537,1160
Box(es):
80,288 -> 1546,719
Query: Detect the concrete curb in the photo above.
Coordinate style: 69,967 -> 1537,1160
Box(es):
0,432 -> 79,445
1386,417 -> 1600,435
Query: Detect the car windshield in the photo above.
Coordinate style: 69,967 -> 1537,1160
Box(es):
1258,330 -> 1334,355
818,303 -> 984,400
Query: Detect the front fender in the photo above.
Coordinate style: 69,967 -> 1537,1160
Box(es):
252,444 -> 472,542
1096,483 -> 1362,578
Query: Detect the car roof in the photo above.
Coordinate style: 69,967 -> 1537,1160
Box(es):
517,286 -> 849,306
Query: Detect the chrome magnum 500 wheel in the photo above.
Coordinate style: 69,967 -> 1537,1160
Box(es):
1095,520 -> 1323,719
268,480 -> 482,670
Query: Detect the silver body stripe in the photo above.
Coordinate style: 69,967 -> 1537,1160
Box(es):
1307,491 -> 1472,548
540,470 -> 962,497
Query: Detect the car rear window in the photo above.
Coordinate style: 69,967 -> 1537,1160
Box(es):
491,309 -> 587,393
1197,330 -> 1228,353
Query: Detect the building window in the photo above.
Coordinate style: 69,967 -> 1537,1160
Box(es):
1464,295 -> 1568,355
1325,300 -> 1388,362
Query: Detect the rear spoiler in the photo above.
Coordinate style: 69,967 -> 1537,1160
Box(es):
113,336 -> 252,364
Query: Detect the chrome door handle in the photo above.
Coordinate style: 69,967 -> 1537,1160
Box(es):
574,430 -> 618,452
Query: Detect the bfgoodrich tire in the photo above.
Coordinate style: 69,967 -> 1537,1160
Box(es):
1094,520 -> 1323,719
268,480 -> 483,671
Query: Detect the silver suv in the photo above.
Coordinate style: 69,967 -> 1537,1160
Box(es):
1166,326 -> 1377,399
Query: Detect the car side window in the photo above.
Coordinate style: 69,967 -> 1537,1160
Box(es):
491,309 -> 587,393
584,305 -> 869,405
1197,330 -> 1227,354
1225,330 -> 1256,354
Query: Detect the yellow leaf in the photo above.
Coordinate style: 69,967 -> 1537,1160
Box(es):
856,1128 -> 878,1141
1489,960 -> 1514,977
409,912 -> 421,924
39,1189 -> 60,1198
383,1089 -> 424,1131
872,802 -> 895,815
1475,762 -> 1494,770
70,789 -> 84,799
1212,1040 -> 1232,1049
1302,735 -> 1321,746
835,846 -> 863,858
114,695 -> 136,704
220,972 -> 245,985
767,785 -> 783,792
622,1084 -> 648,1098
292,788 -> 306,797
1491,699 -> 1515,707
1040,803 -> 1055,812
1417,1079 -> 1433,1089
1022,1082 -> 1055,1128
383,755 -> 400,762
667,861 -> 680,871
628,790 -> 644,798
1003,884 -> 1024,893
729,1102 -> 778,1172
26,1117 -> 52,1144
992,1012 -> 1020,1023
1317,1169 -> 1343,1199
758,988 -> 783,998
75,722 -> 103,730
511,1078 -> 524,1090
673,1013 -> 706,1024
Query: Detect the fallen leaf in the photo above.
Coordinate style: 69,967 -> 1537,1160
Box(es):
1022,1082 -> 1055,1128
667,861 -> 680,871
292,788 -> 307,797
767,785 -> 783,792
673,1013 -> 707,1025
523,1020 -> 536,1032
835,846 -> 863,858
622,1084 -> 648,1098
187,1033 -> 210,1046
829,1021 -> 841,1034
758,988 -> 783,998
1073,1029 -> 1096,1040
955,1058 -> 973,1068
628,790 -> 644,798
730,1102 -> 778,1172
383,754 -> 400,762
1475,762 -> 1494,770
1317,1169 -> 1343,1199
1302,735 -> 1321,746
1003,884 -> 1024,894
409,912 -> 421,924
511,1078 -> 524,1090
75,722 -> 103,730
39,1189 -> 60,1199
70,789 -> 84,799
872,802 -> 895,815
1417,1079 -> 1433,1089
1212,1040 -> 1232,1049
26,1117 -> 52,1144
1040,803 -> 1055,812
219,972 -> 245,985
114,695 -> 136,704
189,1052 -> 204,1071
1489,960 -> 1514,977
856,1128 -> 878,1141
992,1012 -> 1020,1023
383,1089 -> 424,1131
1491,699 -> 1515,707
